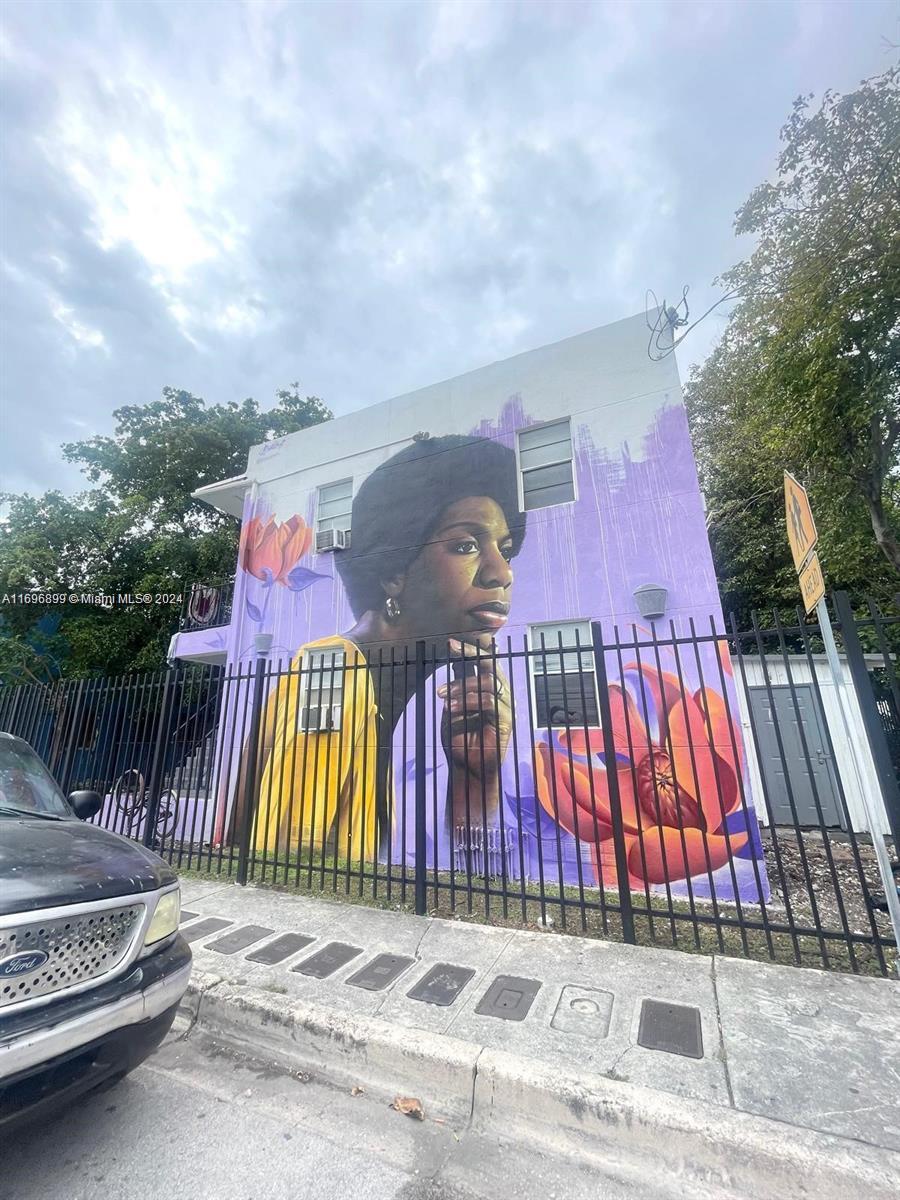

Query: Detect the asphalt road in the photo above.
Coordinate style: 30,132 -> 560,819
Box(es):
2,1031 -> 642,1200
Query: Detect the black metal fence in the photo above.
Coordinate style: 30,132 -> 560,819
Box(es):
2,593 -> 897,976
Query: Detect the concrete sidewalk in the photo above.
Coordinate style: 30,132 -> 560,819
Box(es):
175,879 -> 900,1199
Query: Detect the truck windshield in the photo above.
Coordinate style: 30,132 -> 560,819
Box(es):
0,739 -> 71,819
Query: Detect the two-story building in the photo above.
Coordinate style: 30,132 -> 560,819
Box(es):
168,310 -> 768,905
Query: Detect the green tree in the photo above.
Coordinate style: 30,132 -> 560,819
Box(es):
0,385 -> 331,677
686,66 -> 900,620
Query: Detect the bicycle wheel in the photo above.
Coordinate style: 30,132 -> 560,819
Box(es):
154,790 -> 180,844
113,769 -> 146,817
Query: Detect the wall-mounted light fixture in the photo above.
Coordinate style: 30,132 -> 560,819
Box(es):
253,632 -> 274,659
633,584 -> 668,621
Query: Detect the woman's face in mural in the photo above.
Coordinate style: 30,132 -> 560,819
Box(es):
392,496 -> 514,641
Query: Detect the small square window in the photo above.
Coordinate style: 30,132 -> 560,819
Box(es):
529,620 -> 599,729
517,420 -> 575,510
299,648 -> 344,732
316,479 -> 353,540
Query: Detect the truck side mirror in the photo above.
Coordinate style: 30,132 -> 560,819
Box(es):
68,790 -> 102,820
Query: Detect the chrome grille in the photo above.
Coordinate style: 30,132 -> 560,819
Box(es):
0,904 -> 144,1009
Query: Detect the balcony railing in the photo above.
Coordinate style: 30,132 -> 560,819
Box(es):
179,578 -> 235,632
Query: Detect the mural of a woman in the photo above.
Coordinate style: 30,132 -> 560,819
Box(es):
249,434 -> 527,865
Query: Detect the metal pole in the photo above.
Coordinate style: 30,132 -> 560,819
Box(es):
143,671 -> 179,849
236,634 -> 272,886
591,622 -> 636,944
414,640 -> 428,916
821,594 -> 900,965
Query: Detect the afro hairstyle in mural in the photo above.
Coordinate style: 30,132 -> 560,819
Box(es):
335,434 -> 527,619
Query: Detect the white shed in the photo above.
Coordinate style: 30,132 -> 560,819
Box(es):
732,654 -> 893,838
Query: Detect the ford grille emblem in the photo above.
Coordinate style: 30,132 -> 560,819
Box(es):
0,950 -> 50,978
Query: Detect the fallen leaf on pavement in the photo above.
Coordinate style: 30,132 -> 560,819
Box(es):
391,1095 -> 425,1120
351,1086 -> 365,1096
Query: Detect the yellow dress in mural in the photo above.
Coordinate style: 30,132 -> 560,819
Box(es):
253,635 -> 384,861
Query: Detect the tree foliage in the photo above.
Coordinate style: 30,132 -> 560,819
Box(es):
686,67 -> 900,622
0,385 -> 331,680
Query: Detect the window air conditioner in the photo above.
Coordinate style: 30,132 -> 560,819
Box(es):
316,528 -> 348,552
300,704 -> 341,732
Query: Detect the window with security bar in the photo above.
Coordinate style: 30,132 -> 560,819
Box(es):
316,479 -> 353,545
517,419 -> 575,510
299,648 -> 345,732
529,620 -> 599,729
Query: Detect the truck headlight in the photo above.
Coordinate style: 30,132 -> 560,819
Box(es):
144,888 -> 181,947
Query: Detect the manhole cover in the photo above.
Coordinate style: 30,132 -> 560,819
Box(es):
346,953 -> 414,991
292,942 -> 362,979
408,964 -> 476,1007
551,985 -> 614,1036
183,917 -> 233,944
246,933 -> 315,965
637,998 -> 703,1059
205,924 -> 274,955
475,975 -> 541,1021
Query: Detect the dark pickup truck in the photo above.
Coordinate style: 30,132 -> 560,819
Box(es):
0,731 -> 191,1127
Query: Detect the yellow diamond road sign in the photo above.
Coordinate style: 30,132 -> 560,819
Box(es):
798,551 -> 826,614
784,471 -> 819,573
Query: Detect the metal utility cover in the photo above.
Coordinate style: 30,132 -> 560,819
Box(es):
292,942 -> 362,978
475,975 -> 541,1021
407,963 -> 476,1007
182,917 -> 233,944
205,924 -> 274,955
246,933 -> 315,965
179,910 -> 199,923
346,953 -> 414,991
551,985 -> 614,1037
638,998 -> 704,1059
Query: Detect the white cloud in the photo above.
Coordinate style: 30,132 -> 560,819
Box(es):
0,0 -> 894,494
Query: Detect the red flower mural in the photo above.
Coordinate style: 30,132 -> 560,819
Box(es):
240,515 -> 313,586
536,658 -> 748,887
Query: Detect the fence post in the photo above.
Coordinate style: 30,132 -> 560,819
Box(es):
143,670 -> 180,849
58,678 -> 88,796
833,591 -> 900,851
590,621 -> 636,944
414,639 -> 428,916
236,635 -> 272,886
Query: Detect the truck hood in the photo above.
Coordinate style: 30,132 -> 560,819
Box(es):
0,817 -> 177,915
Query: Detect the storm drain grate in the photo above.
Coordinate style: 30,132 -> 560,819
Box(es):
292,942 -> 362,979
637,999 -> 703,1059
475,975 -> 541,1021
205,925 -> 274,955
408,964 -> 476,1007
246,934 -> 315,965
346,954 -> 414,991
183,918 -> 233,944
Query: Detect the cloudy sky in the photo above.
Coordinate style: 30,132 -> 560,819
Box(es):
1,0 -> 896,497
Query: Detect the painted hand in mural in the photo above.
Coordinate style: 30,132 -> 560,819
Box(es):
536,657 -> 749,888
439,638 -> 512,825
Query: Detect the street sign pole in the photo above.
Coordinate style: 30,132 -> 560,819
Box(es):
815,597 -> 900,966
783,470 -> 900,969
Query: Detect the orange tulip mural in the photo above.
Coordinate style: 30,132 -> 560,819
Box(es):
239,513 -> 327,624
536,656 -> 753,892
241,514 -> 314,585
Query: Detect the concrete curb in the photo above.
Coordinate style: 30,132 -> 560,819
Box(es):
180,973 -> 900,1200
